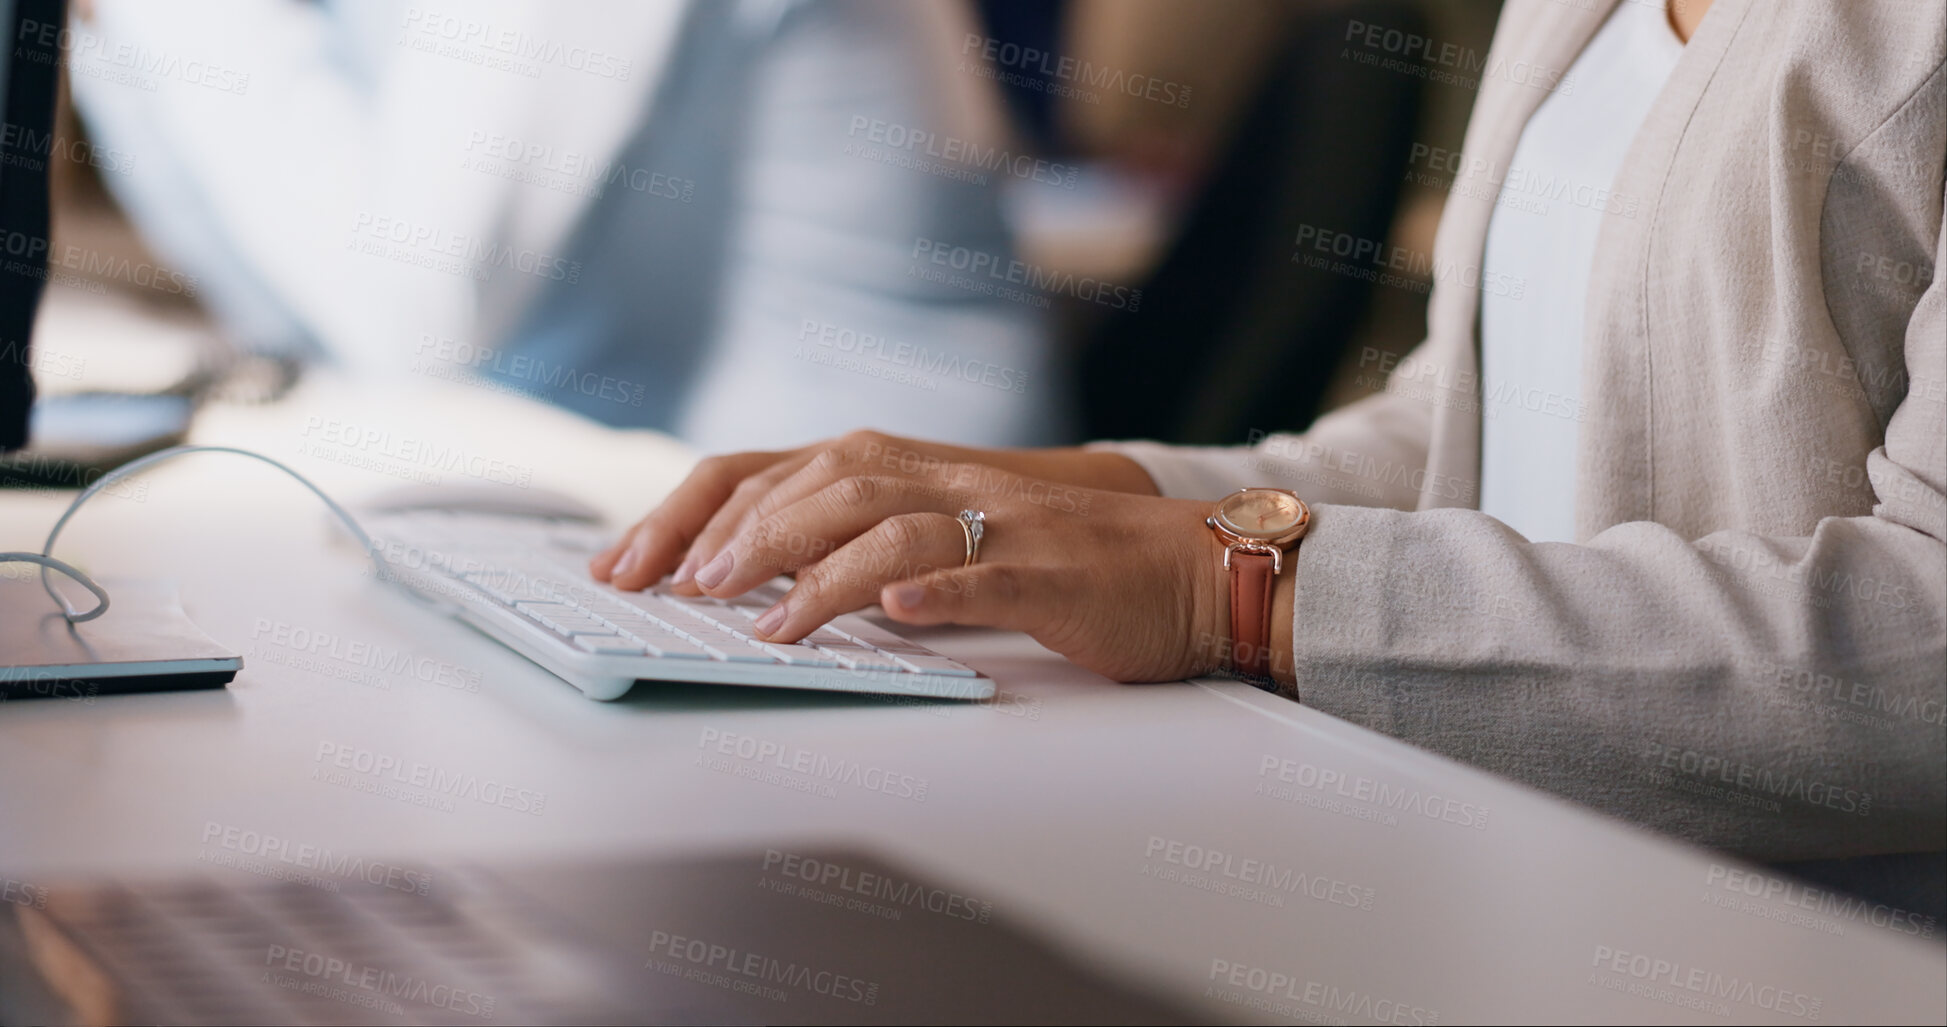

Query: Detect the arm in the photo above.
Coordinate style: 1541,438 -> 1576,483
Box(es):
65,0 -> 671,374
67,0 -> 477,372
591,194 -> 1941,865
595,271 -> 1940,864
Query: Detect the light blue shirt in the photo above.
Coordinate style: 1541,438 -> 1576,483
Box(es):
491,0 -> 1063,449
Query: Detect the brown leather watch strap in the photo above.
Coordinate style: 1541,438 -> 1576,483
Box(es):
1227,550 -> 1277,685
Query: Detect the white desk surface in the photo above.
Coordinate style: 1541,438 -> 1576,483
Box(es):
2,378 -> 1941,1025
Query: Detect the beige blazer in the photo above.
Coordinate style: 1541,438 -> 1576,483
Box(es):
1103,0 -> 1946,862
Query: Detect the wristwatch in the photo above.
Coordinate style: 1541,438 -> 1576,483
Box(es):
1206,488 -> 1310,692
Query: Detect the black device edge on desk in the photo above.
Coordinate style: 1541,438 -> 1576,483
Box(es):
0,0 -> 63,452
0,669 -> 239,702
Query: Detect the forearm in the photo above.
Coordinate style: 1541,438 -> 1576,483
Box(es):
1271,568 -> 1297,690
1285,502 -> 1945,860
72,0 -> 484,374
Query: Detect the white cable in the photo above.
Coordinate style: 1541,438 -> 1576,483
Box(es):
1,445 -> 387,623
0,552 -> 109,617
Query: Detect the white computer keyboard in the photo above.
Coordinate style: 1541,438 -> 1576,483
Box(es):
364,511 -> 993,701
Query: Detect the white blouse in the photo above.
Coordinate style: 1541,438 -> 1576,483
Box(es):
1476,0 -> 1683,543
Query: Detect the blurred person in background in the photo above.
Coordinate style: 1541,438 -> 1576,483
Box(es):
64,0 -> 1060,450
969,0 -> 1446,446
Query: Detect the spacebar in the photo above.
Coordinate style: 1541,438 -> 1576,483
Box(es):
635,635 -> 713,660
889,653 -> 977,676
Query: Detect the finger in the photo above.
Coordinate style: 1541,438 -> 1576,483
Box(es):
590,521 -> 644,576
668,453 -> 815,593
750,513 -> 966,642
879,563 -> 1074,635
677,437 -> 965,587
700,475 -> 965,598
592,449 -> 786,589
589,525 -> 642,579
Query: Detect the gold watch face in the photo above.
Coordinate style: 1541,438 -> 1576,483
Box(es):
1213,488 -> 1310,544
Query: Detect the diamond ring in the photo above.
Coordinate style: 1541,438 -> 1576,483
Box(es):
956,509 -> 986,567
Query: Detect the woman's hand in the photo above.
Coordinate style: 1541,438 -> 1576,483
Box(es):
587,431 -> 1236,683
590,429 -> 1156,591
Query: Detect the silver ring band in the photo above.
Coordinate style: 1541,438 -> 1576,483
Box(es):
956,509 -> 986,568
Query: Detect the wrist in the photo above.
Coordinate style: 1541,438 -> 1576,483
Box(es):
1191,527 -> 1298,687
1270,561 -> 1296,688
1194,527 -> 1236,677
1197,489 -> 1305,691
1066,449 -> 1162,495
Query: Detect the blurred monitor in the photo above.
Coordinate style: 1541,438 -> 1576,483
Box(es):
0,0 -> 64,453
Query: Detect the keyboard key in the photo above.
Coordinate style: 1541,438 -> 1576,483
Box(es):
573,636 -> 647,656
695,636 -> 778,664
675,604 -> 746,632
632,636 -> 712,660
643,608 -> 774,663
719,584 -> 787,611
467,571 -> 561,605
747,641 -> 839,667
510,600 -> 576,628
586,597 -> 655,620
830,615 -> 940,656
517,604 -> 613,637
814,641 -> 905,671
889,652 -> 978,677
798,625 -> 915,670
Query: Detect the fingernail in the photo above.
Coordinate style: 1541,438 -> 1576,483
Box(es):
754,602 -> 788,636
694,551 -> 734,589
671,554 -> 696,586
889,583 -> 925,609
613,549 -> 639,580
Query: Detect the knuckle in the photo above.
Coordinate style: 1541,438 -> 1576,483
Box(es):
831,474 -> 886,509
748,514 -> 835,569
979,565 -> 1024,604
691,454 -> 734,486
628,517 -> 666,548
807,446 -> 853,480
744,470 -> 795,519
720,508 -> 760,545
742,518 -> 779,551
792,564 -> 836,606
839,427 -> 885,451
931,460 -> 975,492
745,517 -> 796,558
687,518 -> 732,552
875,513 -> 934,557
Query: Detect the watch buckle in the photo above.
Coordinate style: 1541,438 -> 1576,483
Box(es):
1223,543 -> 1283,574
